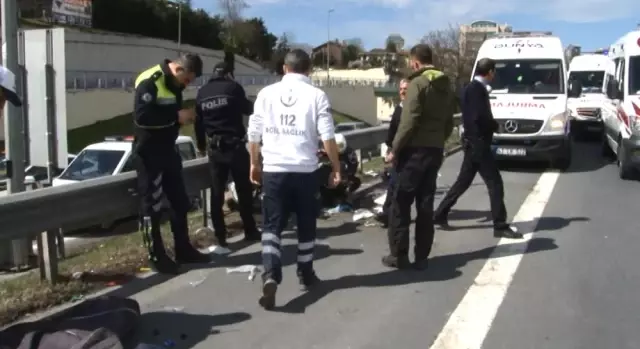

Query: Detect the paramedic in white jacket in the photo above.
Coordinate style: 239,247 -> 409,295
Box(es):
247,49 -> 341,310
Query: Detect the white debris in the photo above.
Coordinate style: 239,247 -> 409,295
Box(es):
353,208 -> 375,222
363,170 -> 378,177
189,271 -> 207,287
163,306 -> 184,312
208,244 -> 232,255
226,265 -> 262,281
374,193 -> 386,206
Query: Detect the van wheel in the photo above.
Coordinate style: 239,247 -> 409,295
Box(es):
617,143 -> 635,180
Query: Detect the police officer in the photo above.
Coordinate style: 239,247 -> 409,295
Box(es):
195,62 -> 260,248
133,54 -> 211,274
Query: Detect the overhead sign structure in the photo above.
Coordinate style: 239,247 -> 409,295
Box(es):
52,0 -> 92,27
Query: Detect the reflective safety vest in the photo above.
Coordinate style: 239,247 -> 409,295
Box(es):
134,64 -> 178,129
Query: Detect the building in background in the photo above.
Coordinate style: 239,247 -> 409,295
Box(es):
459,20 -> 512,58
15,0 -> 92,28
311,41 -> 346,68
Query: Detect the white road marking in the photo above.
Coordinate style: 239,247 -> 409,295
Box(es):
429,170 -> 561,349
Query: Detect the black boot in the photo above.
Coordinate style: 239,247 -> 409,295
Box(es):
149,249 -> 180,274
259,278 -> 278,310
297,270 -> 321,290
381,255 -> 411,269
243,229 -> 261,242
494,224 -> 523,239
175,244 -> 211,264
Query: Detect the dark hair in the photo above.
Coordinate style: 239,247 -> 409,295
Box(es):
475,58 -> 495,77
176,53 -> 203,77
409,44 -> 433,65
284,49 -> 311,74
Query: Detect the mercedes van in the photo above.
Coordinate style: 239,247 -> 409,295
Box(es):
463,33 -> 581,169
603,30 -> 640,180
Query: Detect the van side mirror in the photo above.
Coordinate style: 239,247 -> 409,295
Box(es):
606,80 -> 620,99
568,80 -> 582,98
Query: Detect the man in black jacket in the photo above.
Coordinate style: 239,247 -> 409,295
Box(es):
195,62 -> 260,249
433,58 -> 520,239
376,78 -> 408,227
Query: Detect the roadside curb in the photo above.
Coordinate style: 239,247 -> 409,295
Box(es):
6,143 -> 464,328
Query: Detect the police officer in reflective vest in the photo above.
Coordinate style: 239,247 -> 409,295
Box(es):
195,62 -> 260,248
133,54 -> 210,274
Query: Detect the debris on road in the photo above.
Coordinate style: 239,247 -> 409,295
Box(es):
363,170 -> 378,177
188,272 -> 207,287
324,203 -> 353,215
163,306 -> 184,312
207,244 -> 231,255
226,265 -> 262,281
353,208 -> 375,222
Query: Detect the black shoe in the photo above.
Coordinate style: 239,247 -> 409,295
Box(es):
412,258 -> 429,270
175,246 -> 212,264
298,271 -> 321,290
374,213 -> 389,228
259,278 -> 278,310
149,253 -> 180,274
243,232 -> 261,243
433,215 -> 450,228
381,255 -> 411,269
493,225 -> 523,239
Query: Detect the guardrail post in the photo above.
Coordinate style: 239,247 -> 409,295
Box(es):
38,230 -> 59,283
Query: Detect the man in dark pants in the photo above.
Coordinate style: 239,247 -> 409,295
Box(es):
433,58 -> 521,239
383,44 -> 455,270
248,50 -> 341,309
195,62 -> 260,249
376,78 -> 408,227
133,54 -> 211,274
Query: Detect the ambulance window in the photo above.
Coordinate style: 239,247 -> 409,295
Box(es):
629,56 -> 640,95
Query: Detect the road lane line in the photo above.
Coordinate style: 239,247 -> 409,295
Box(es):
429,170 -> 561,349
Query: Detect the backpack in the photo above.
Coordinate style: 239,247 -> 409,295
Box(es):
0,296 -> 140,349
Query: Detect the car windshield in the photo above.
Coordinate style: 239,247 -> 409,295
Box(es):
58,149 -> 125,181
629,55 -> 640,95
490,59 -> 565,94
568,71 -> 604,93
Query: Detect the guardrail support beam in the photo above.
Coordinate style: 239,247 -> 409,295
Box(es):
38,230 -> 59,283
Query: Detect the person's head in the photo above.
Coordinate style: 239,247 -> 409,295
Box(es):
399,79 -> 409,101
475,58 -> 496,82
212,61 -> 234,80
408,44 -> 434,71
169,53 -> 203,88
0,65 -> 22,116
283,49 -> 312,76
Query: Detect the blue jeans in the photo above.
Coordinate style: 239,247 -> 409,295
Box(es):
261,171 -> 318,284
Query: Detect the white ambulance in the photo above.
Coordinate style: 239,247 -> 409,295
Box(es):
465,33 -> 581,169
603,30 -> 640,180
567,53 -> 616,136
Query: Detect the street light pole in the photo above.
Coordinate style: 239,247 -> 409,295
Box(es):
326,9 -> 334,80
177,1 -> 182,54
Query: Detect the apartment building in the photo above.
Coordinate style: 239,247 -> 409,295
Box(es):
459,20 -> 512,58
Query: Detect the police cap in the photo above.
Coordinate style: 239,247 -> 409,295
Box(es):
213,62 -> 233,77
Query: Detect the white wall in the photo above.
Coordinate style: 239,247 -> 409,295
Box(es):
62,29 -> 270,75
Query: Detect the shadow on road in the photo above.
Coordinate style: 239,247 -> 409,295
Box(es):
274,237 -> 558,314
136,311 -> 251,348
439,212 -> 589,232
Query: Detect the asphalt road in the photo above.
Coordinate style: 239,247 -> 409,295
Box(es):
39,139 -> 640,348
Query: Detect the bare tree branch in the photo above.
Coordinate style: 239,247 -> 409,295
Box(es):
420,24 -> 475,89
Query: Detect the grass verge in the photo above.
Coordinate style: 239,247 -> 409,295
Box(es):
0,211 -> 244,326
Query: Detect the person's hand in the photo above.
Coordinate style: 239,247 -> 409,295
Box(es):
328,170 -> 341,188
249,164 -> 261,185
178,108 -> 195,125
385,151 -> 394,163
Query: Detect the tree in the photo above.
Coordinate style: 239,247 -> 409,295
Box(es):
342,44 -> 361,67
420,24 -> 475,90
344,38 -> 364,50
385,41 -> 397,53
271,33 -> 292,74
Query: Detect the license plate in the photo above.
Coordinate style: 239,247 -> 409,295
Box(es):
496,147 -> 526,156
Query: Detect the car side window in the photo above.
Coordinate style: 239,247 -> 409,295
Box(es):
121,156 -> 136,173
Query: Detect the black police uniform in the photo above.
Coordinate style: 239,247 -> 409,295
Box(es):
133,60 -> 210,274
433,78 -> 520,239
195,63 -> 260,246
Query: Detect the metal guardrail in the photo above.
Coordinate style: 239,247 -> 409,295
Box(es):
0,116 -> 460,282
64,71 -> 399,91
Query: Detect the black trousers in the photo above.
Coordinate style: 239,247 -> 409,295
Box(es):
208,145 -> 258,243
134,150 -> 192,254
261,172 -> 318,284
388,147 -> 444,260
434,142 -> 507,226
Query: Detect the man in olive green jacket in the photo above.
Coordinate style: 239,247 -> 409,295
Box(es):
383,44 -> 456,270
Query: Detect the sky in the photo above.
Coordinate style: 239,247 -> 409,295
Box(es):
193,0 -> 640,51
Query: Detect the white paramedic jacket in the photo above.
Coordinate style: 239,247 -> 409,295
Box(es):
248,73 -> 335,173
